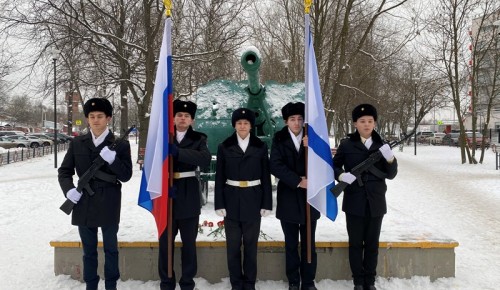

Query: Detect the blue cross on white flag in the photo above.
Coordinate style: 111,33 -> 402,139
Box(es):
305,14 -> 338,221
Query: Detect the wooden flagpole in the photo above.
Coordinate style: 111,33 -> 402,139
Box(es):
164,0 -> 174,279
305,126 -> 312,264
304,0 -> 313,264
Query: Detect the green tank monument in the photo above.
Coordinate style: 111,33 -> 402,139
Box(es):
193,46 -> 304,199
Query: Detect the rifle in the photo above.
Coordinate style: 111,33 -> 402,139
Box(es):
59,126 -> 135,215
330,131 -> 415,197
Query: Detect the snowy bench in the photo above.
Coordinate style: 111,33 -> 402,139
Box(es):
50,212 -> 458,283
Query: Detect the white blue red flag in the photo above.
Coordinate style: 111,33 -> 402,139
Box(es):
138,17 -> 174,237
305,14 -> 338,221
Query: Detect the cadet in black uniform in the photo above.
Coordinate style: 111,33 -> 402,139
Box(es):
270,102 -> 319,290
214,108 -> 273,290
332,104 -> 398,290
158,100 -> 211,290
58,98 -> 133,290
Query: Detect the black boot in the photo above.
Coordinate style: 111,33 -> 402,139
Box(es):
364,286 -> 376,290
354,286 -> 364,290
289,285 -> 299,290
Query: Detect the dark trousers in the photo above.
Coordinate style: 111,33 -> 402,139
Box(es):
159,216 -> 199,290
78,225 -> 119,290
280,220 -> 317,288
224,217 -> 261,290
345,213 -> 383,287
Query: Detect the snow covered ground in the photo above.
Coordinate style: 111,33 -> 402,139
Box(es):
0,142 -> 499,290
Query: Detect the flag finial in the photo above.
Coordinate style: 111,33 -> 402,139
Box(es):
163,0 -> 172,17
304,0 -> 312,14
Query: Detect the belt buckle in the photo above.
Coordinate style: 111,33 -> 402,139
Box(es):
174,172 -> 180,179
239,181 -> 248,187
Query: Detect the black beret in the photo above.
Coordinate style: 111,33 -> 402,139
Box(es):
231,108 -> 256,128
173,100 -> 197,119
84,98 -> 113,117
352,103 -> 377,122
281,102 -> 305,120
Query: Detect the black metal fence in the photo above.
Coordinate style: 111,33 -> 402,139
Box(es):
488,129 -> 499,170
0,143 -> 69,166
492,144 -> 500,170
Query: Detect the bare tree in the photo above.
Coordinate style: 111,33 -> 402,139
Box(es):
173,0 -> 251,97
424,0 -> 485,164
252,0 -> 416,144
5,94 -> 39,126
251,0 -> 305,83
0,19 -> 14,106
468,4 -> 500,163
0,0 -> 250,155
0,0 -> 159,137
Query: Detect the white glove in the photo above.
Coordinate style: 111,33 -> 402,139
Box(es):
379,144 -> 394,161
260,209 -> 271,217
215,209 -> 227,217
67,188 -> 82,204
340,172 -> 356,184
100,146 -> 116,164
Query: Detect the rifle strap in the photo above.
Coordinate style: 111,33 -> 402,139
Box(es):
367,166 -> 388,180
93,170 -> 117,184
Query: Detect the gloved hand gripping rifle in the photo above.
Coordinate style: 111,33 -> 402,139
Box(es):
330,131 -> 415,198
59,126 -> 135,215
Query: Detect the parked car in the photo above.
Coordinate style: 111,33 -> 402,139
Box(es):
26,135 -> 54,147
0,131 -> 26,137
29,133 -> 55,142
428,133 -> 446,145
442,133 -> 460,146
6,135 -> 43,148
464,132 -> 490,148
44,132 -> 73,143
30,133 -> 66,144
416,131 -> 433,143
0,136 -> 30,149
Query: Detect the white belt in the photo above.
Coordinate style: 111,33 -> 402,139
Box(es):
173,171 -> 196,179
226,179 -> 261,188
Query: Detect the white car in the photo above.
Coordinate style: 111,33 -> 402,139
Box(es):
6,135 -> 43,148
26,135 -> 54,147
428,133 -> 446,145
0,136 -> 30,149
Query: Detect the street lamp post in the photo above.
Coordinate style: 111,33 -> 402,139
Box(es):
52,49 -> 60,168
67,93 -> 73,136
412,78 -> 419,156
41,104 -> 45,129
112,93 -> 116,133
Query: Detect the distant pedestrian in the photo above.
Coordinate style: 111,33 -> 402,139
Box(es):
332,104 -> 398,290
58,98 -> 133,290
214,107 -> 273,290
270,102 -> 319,290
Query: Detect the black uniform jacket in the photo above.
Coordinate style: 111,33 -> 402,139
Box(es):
172,126 -> 211,220
214,132 -> 273,222
58,131 -> 133,227
332,130 -> 398,217
270,127 -> 320,224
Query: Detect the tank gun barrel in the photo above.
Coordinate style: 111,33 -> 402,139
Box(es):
240,47 -> 262,95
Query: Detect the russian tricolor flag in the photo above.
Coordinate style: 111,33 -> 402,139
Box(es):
305,13 -> 338,222
138,17 -> 174,237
